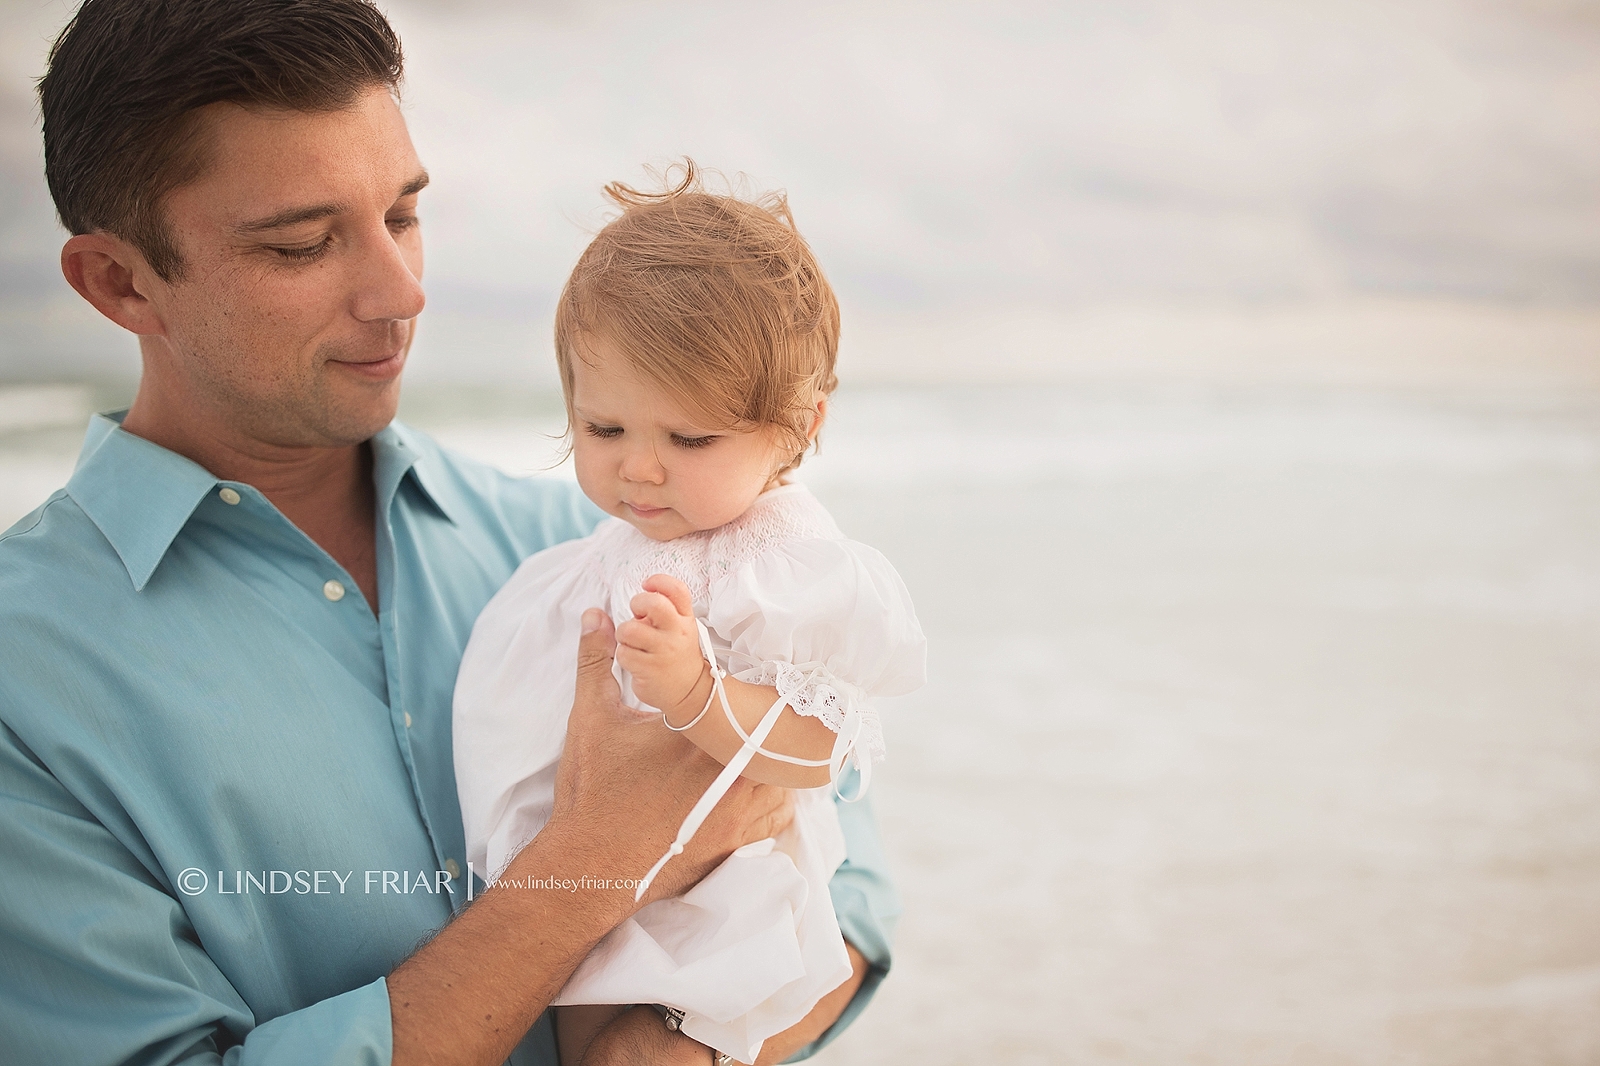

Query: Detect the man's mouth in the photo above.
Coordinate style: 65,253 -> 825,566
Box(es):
329,347 -> 407,380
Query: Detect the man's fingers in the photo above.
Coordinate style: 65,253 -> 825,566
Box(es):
745,783 -> 796,844
655,780 -> 798,900
641,574 -> 695,617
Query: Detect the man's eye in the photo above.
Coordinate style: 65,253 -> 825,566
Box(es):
270,238 -> 331,262
671,434 -> 718,449
387,215 -> 419,234
585,424 -> 622,439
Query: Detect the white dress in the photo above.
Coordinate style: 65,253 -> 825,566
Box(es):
452,483 -> 925,1063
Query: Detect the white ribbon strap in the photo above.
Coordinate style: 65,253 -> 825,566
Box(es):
633,619 -> 871,900
634,678 -> 789,901
693,626 -> 870,791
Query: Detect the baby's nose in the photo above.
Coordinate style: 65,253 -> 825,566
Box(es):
619,447 -> 666,483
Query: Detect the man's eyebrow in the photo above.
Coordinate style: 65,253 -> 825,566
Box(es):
237,202 -> 345,234
236,172 -> 430,234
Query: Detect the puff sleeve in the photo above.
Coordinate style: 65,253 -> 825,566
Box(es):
704,537 -> 926,769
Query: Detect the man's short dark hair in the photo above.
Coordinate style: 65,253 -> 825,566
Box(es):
38,0 -> 404,281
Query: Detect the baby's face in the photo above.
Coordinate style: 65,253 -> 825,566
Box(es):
568,335 -> 788,541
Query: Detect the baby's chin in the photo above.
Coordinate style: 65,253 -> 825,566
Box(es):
630,523 -> 687,542
617,504 -> 739,541
617,507 -> 694,541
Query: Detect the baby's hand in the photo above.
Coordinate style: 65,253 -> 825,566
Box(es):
615,574 -> 707,717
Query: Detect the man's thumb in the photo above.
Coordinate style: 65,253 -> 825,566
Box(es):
575,608 -> 619,692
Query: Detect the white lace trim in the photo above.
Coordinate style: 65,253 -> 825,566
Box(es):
738,661 -> 886,767
594,485 -> 843,610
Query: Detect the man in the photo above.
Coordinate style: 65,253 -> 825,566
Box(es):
0,1 -> 898,1063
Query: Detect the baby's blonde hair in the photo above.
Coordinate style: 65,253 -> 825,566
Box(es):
554,161 -> 840,477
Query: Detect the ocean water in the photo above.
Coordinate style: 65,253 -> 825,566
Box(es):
4,381 -> 1600,1063
801,386 -> 1600,1065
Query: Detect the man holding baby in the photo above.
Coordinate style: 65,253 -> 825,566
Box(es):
0,0 -> 898,1063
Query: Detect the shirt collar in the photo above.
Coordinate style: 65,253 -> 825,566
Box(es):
375,421 -> 459,526
68,412 -> 220,592
67,413 -> 457,592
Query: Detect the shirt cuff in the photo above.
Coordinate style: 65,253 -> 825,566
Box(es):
225,976 -> 393,1065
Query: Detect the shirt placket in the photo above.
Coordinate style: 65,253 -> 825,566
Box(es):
373,479 -> 467,912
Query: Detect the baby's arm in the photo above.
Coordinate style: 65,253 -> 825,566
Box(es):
617,574 -> 837,789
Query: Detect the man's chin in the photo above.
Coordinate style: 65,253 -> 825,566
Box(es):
308,375 -> 405,447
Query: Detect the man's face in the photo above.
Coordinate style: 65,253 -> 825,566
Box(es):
148,87 -> 427,447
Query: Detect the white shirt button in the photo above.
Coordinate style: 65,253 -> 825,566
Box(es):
445,858 -> 461,880
323,580 -> 345,602
403,712 -> 413,728
218,487 -> 241,505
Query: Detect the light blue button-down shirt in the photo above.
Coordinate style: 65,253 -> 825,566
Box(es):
0,413 -> 899,1065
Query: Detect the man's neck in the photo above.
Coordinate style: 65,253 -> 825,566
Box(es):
121,375 -> 382,612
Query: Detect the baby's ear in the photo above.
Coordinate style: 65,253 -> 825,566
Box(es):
807,393 -> 828,443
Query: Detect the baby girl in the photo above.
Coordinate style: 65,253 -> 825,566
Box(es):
451,164 -> 925,1065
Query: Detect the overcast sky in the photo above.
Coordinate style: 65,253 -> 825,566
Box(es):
1,0 -> 1597,382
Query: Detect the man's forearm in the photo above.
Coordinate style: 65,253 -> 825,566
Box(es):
388,820 -> 638,1066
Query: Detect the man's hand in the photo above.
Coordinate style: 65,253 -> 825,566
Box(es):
616,574 -> 707,718
549,606 -> 793,904
389,607 -> 792,1066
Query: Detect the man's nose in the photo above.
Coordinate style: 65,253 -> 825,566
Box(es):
350,222 -> 425,323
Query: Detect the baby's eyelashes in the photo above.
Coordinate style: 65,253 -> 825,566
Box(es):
582,422 -> 717,449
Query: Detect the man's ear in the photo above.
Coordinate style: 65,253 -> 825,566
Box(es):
806,393 -> 828,443
60,232 -> 168,337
